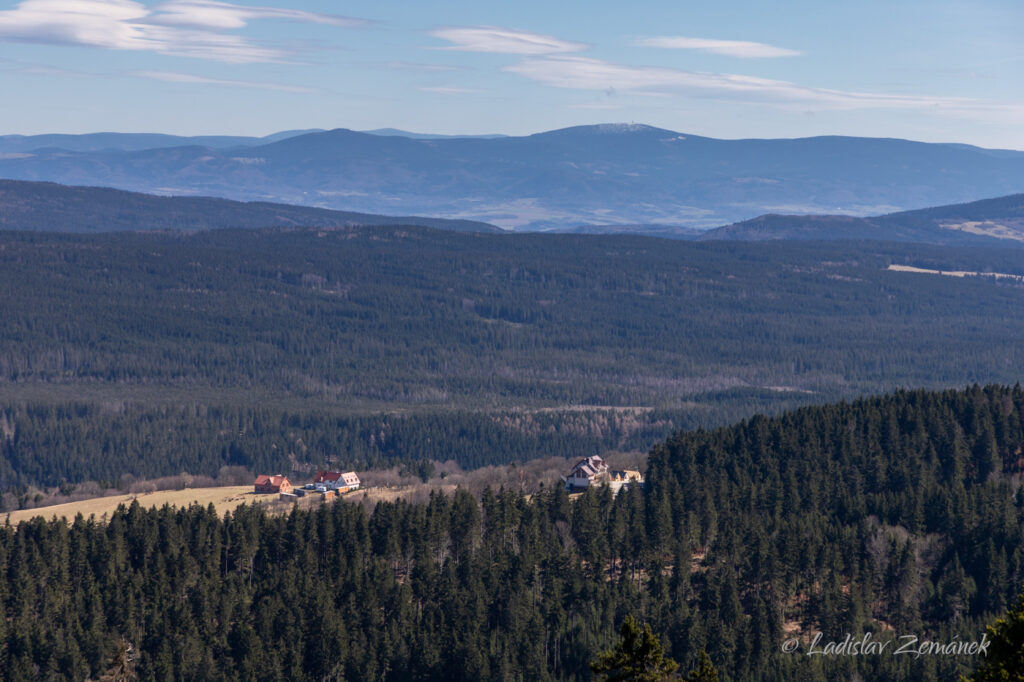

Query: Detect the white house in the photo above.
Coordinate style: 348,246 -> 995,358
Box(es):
562,455 -> 609,491
313,470 -> 361,493
562,457 -> 644,494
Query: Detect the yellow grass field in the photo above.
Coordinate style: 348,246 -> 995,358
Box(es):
3,486 -> 265,525
887,264 -> 1024,282
2,484 -> 460,526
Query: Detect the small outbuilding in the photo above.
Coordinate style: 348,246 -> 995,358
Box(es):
608,469 -> 644,495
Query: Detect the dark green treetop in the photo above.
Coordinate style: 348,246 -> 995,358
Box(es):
591,615 -> 680,682
965,591 -> 1024,682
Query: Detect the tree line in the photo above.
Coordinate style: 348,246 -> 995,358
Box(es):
0,395 -> 821,499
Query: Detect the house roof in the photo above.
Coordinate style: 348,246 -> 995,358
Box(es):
570,458 -> 607,475
316,470 -> 360,484
255,474 -> 289,486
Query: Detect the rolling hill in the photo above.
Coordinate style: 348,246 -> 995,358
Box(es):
0,179 -> 500,233
701,192 -> 1024,245
3,124 -> 1024,229
0,128 -> 503,153
0,129 -> 322,154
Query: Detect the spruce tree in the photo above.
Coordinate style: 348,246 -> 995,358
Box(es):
966,591 -> 1024,682
590,615 -> 680,681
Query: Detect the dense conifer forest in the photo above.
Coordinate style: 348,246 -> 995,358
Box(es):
0,180 -> 499,233
2,227 -> 1024,406
2,386 -> 1022,680
2,226 -> 1024,496
0,398 -> 812,493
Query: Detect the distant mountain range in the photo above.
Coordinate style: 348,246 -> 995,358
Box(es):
360,128 -> 508,140
2,123 -> 1023,230
0,128 -> 503,153
0,180 -> 499,233
0,129 -> 323,154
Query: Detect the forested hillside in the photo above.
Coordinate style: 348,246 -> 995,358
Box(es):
0,180 -> 498,233
1,386 -> 1021,680
2,227 -> 1024,492
0,391 -> 820,499
647,384 -> 1024,680
0,403 -> 697,491
3,227 -> 1024,403
702,192 -> 1024,245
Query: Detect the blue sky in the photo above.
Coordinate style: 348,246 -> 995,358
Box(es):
0,0 -> 1021,148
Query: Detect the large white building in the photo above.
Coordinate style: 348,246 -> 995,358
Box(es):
313,470 -> 361,492
562,455 -> 609,491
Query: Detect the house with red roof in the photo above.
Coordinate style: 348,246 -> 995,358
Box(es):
254,474 -> 293,494
314,470 -> 361,493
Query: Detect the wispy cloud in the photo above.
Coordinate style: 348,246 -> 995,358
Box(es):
149,1 -> 363,30
135,69 -> 316,92
430,26 -> 587,55
419,85 -> 485,95
504,55 -> 1011,114
637,36 -> 801,58
0,0 -> 364,63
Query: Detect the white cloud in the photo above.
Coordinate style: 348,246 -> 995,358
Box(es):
149,1 -> 363,30
0,0 -> 363,63
504,55 -> 1008,113
430,26 -> 587,55
135,69 -> 315,92
637,36 -> 801,58
0,1 -> 154,49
